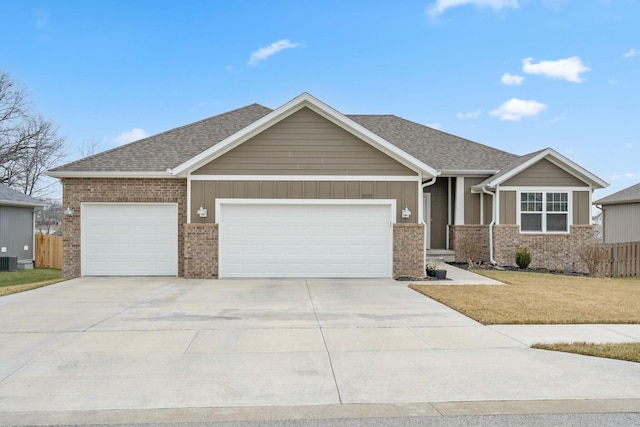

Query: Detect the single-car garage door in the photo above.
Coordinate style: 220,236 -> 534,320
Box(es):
82,203 -> 178,276
217,199 -> 394,278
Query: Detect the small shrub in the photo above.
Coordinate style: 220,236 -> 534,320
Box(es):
515,247 -> 532,269
456,235 -> 484,269
579,245 -> 609,277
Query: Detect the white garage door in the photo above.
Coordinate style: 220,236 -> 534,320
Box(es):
217,200 -> 394,278
82,203 -> 178,276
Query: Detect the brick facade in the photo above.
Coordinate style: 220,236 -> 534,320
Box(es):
450,225 -> 490,263
183,223 -> 218,279
493,224 -> 595,272
61,178 -> 187,278
393,223 -> 425,278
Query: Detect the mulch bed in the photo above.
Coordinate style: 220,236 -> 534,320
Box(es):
449,262 -> 589,277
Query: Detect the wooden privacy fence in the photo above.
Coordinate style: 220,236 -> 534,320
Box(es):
35,233 -> 63,269
600,241 -> 640,277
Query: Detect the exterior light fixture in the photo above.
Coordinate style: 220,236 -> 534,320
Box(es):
401,206 -> 411,219
63,207 -> 74,216
196,206 -> 208,218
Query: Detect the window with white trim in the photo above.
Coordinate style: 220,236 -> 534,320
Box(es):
520,192 -> 569,232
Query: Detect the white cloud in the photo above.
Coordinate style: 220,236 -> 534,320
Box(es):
427,0 -> 518,17
625,143 -> 634,149
248,39 -> 302,66
522,56 -> 590,83
608,78 -> 618,85
33,8 -> 50,30
456,109 -> 482,119
113,128 -> 149,145
489,98 -> 546,121
427,122 -> 442,129
501,73 -> 524,85
624,48 -> 639,58
611,172 -> 640,180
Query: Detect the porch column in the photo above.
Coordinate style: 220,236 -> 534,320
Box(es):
454,176 -> 464,225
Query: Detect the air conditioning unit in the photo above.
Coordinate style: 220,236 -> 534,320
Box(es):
0,256 -> 18,272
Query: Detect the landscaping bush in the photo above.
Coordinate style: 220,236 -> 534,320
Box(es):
515,247 -> 532,269
456,235 -> 484,269
579,244 -> 609,277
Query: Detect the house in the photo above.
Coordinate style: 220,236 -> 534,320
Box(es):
47,93 -> 608,278
594,182 -> 640,244
0,184 -> 45,269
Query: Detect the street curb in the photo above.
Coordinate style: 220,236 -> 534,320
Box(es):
2,399 -> 639,426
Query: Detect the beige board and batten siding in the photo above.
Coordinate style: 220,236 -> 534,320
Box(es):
464,177 -> 493,225
192,107 -> 416,176
502,158 -> 586,187
602,203 -> 640,243
191,180 -> 418,224
499,158 -> 591,225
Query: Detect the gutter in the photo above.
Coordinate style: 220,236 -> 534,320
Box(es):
481,186 -> 497,265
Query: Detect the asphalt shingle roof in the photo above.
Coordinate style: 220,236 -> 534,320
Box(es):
594,182 -> 640,205
51,104 -> 273,172
0,184 -> 44,207
347,114 -> 517,171
52,103 -> 519,174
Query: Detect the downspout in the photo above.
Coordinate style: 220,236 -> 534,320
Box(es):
482,186 -> 497,265
422,176 -> 437,272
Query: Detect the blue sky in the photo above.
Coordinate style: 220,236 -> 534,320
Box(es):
1,0 -> 639,201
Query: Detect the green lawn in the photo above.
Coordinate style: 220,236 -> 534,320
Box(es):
0,268 -> 64,296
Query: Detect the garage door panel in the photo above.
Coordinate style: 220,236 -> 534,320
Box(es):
82,203 -> 178,276
219,202 -> 392,278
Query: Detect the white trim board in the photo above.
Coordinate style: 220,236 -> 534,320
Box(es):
190,175 -> 421,182
214,198 -> 397,223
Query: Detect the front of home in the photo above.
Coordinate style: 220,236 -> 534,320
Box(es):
48,93 -> 607,279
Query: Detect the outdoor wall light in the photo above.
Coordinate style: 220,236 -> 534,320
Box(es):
63,207 -> 74,216
196,206 -> 208,218
401,206 -> 411,219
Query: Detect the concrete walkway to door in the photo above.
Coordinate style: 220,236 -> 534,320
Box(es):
0,277 -> 639,424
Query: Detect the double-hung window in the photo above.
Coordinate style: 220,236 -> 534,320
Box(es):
520,192 -> 569,232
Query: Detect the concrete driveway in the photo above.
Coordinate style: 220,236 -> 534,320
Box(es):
1,277 -> 640,417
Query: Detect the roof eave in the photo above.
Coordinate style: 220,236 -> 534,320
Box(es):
46,171 -> 176,179
0,200 -> 44,207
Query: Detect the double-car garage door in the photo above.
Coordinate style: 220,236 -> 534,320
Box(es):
81,200 -> 393,278
217,200 -> 393,278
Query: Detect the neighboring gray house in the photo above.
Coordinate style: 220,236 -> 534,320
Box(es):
0,184 -> 44,267
594,182 -> 640,244
47,93 -> 608,279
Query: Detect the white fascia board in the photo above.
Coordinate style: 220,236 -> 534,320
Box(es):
171,92 -> 439,179
46,171 -> 176,179
438,169 -> 498,177
543,153 -> 609,189
471,148 -> 609,191
190,174 -> 420,181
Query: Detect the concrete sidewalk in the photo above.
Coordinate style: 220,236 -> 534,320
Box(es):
491,324 -> 640,346
412,263 -> 504,285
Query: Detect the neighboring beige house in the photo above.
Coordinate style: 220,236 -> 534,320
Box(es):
47,93 -> 608,279
594,182 -> 640,244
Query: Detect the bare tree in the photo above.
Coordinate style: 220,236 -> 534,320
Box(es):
35,199 -> 62,234
0,71 -> 65,197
